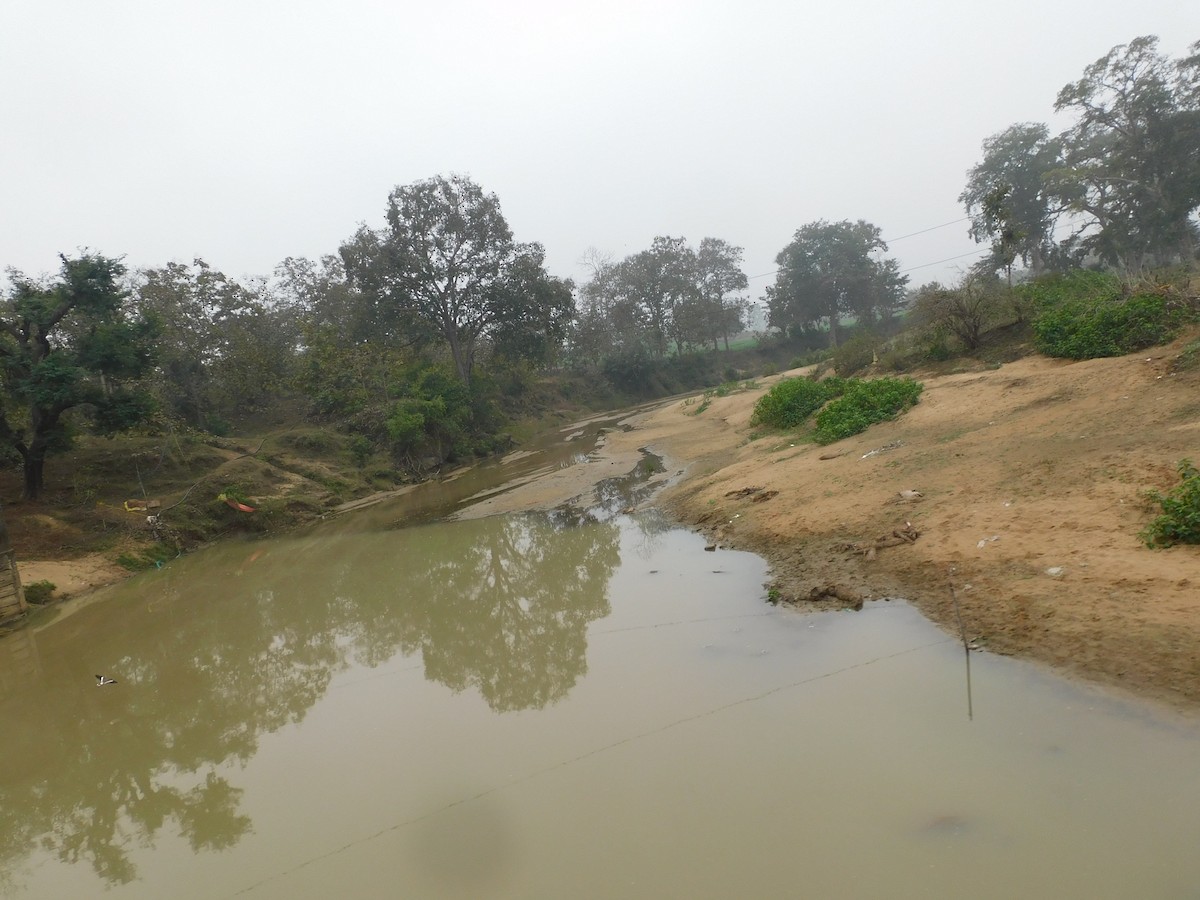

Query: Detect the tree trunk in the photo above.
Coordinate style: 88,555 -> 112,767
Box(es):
20,410 -> 55,501
22,453 -> 44,502
447,330 -> 471,385
1030,245 -> 1045,277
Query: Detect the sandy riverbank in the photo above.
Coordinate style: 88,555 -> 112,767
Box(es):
465,338 -> 1200,711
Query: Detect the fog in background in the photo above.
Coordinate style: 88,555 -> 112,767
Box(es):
2,0 -> 1195,293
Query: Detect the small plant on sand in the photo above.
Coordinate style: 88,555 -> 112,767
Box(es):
812,377 -> 923,445
1141,459 -> 1200,548
23,580 -> 56,604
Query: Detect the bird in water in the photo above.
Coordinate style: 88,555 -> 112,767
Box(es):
95,675 -> 117,686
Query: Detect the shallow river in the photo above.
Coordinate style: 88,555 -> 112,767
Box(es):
2,429 -> 1199,898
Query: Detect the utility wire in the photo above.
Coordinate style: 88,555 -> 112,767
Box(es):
747,216 -> 971,281
886,217 -> 970,243
748,214 -> 1083,284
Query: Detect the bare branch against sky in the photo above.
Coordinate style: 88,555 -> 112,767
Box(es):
2,1 -> 1195,293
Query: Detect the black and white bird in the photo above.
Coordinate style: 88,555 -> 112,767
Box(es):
95,675 -> 117,686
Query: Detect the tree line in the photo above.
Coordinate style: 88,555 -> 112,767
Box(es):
961,35 -> 1200,277
2,34 -> 1196,501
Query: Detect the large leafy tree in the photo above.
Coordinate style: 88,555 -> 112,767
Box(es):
572,236 -> 748,362
695,237 -> 749,350
614,236 -> 697,357
766,220 -> 906,346
960,123 -> 1063,280
1051,35 -> 1200,269
273,254 -> 415,420
135,259 -> 298,430
0,254 -> 157,499
341,174 -> 570,385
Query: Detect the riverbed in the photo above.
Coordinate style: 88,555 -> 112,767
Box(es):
2,440 -> 1199,898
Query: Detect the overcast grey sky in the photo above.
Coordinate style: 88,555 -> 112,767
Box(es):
2,1 -> 1195,298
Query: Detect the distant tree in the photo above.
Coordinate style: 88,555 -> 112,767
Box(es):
341,174 -> 569,385
135,260 -> 298,430
613,236 -> 697,357
766,220 -> 906,347
273,255 -> 415,420
695,237 -> 749,349
0,254 -> 157,499
960,123 -> 1063,281
487,243 -> 574,368
571,249 -> 634,366
1050,35 -> 1200,270
573,236 -> 748,364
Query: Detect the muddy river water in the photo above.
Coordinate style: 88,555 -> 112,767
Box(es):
2,423 -> 1199,898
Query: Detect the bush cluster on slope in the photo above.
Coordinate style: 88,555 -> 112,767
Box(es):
1022,271 -> 1192,360
813,378 -> 924,444
750,375 -> 922,444
750,377 -> 845,429
1142,460 -> 1200,548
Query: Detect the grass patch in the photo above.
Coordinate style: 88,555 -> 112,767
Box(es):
1142,459 -> 1200,548
115,542 -> 179,571
686,380 -> 759,416
750,374 -> 923,443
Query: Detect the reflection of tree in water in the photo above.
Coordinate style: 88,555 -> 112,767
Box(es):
0,567 -> 342,887
0,506 -> 620,888
397,512 -> 618,711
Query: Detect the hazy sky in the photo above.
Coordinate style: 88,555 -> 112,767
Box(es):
2,1 -> 1196,298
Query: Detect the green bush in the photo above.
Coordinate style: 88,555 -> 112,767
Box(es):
1017,269 -> 1122,308
832,332 -> 881,376
347,434 -> 374,467
23,580 -> 56,604
1033,292 -> 1185,360
813,377 -> 923,444
750,377 -> 845,429
1142,459 -> 1200,548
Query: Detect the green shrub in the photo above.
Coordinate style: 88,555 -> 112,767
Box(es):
813,377 -> 923,444
1018,269 -> 1122,308
1175,338 -> 1200,372
23,580 -> 56,604
1142,459 -> 1200,548
750,377 -> 845,429
832,332 -> 881,376
924,324 -> 954,361
1033,292 -> 1185,359
347,434 -> 374,467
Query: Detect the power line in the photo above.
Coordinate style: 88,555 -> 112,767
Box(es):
898,248 -> 989,274
886,217 -> 970,243
747,216 -> 973,282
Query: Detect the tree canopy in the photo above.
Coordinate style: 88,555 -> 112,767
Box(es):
960,123 -> 1063,279
573,235 -> 748,366
339,174 -> 573,385
0,254 -> 157,499
963,35 -> 1200,275
766,219 -> 906,346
